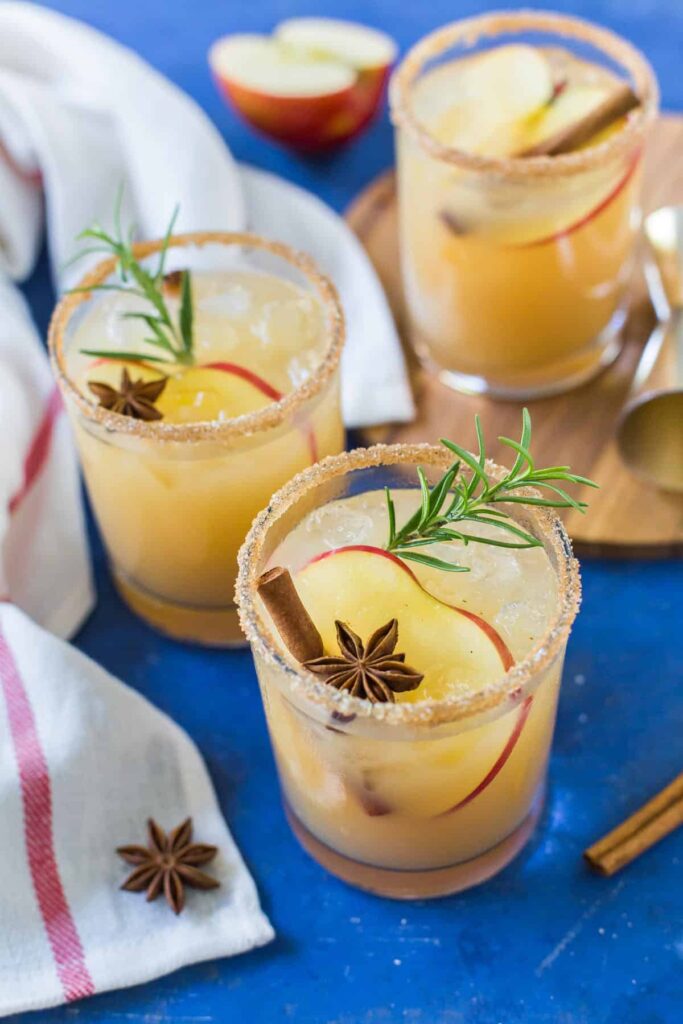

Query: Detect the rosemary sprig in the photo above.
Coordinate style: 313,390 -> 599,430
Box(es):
385,409 -> 597,573
68,193 -> 194,366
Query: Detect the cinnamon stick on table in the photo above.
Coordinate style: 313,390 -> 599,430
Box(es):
257,566 -> 324,664
584,771 -> 683,876
519,82 -> 640,158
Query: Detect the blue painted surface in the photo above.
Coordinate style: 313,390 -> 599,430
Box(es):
13,1 -> 683,1021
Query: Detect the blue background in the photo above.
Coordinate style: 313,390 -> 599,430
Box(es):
14,1 -> 683,1022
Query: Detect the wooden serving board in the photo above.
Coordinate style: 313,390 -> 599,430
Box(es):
346,115 -> 683,557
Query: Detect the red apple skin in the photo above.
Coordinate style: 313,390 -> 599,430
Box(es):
211,64 -> 391,152
204,360 -> 283,401
440,695 -> 533,815
205,361 -> 319,463
515,150 -> 641,250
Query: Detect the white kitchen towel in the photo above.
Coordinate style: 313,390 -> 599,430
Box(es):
0,601 -> 274,1017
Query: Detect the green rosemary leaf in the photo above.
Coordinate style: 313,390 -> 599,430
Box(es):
440,438 -> 489,492
179,270 -> 193,354
454,532 -> 541,550
474,414 -> 486,468
493,494 -> 588,510
156,205 -> 180,283
70,196 -> 195,366
68,283 -> 147,298
384,487 -> 396,546
384,410 -> 596,573
461,515 -> 540,546
497,435 -> 535,474
428,463 -> 459,517
416,468 -> 432,530
395,550 -> 470,573
79,349 -> 171,364
510,406 -> 533,478
120,312 -> 175,352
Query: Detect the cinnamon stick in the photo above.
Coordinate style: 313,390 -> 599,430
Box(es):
519,83 -> 640,158
256,566 -> 324,664
584,771 -> 683,876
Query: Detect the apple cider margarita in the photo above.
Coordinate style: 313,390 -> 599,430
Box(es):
390,11 -> 658,398
49,216 -> 344,645
237,413 -> 589,897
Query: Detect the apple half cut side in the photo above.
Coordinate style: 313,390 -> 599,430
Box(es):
295,545 -> 532,818
209,20 -> 396,151
83,358 -> 318,463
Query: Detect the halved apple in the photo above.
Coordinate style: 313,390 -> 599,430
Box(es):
294,545 -> 530,818
209,19 -> 396,151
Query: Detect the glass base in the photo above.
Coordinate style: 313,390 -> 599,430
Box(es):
417,312 -> 625,400
113,569 -> 246,647
284,787 -> 545,900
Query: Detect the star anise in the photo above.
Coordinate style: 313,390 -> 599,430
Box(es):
117,818 -> 220,915
303,619 -> 424,704
88,367 -> 167,421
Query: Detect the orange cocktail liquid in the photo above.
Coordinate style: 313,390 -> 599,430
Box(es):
257,488 -> 565,897
396,47 -> 644,396
66,269 -> 343,644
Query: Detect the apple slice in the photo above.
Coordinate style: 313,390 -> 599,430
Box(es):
296,545 -> 513,701
209,20 -> 396,150
82,359 -> 318,461
420,45 -> 554,157
295,545 -> 531,818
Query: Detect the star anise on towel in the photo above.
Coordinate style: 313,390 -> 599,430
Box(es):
117,818 -> 220,915
88,367 -> 167,421
303,619 -> 424,704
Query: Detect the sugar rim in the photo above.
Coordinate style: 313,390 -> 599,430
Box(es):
389,9 -> 659,178
48,232 -> 345,444
236,443 -> 582,728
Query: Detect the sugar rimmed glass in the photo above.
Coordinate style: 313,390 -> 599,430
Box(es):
237,444 -> 581,898
49,232 -> 345,646
390,11 -> 658,398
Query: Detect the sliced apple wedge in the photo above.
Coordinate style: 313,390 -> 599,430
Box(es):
82,359 -> 318,460
209,20 -> 396,150
420,44 -> 554,157
294,545 -> 531,818
296,545 -> 513,701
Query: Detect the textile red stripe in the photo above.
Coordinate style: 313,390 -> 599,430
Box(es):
9,387 -> 63,515
0,627 -> 95,1002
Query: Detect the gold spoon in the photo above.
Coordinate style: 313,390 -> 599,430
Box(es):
616,205 -> 683,493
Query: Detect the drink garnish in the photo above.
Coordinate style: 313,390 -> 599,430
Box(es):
303,619 -> 424,704
68,194 -> 195,367
116,817 -> 220,915
88,366 -> 167,420
519,82 -> 639,157
384,408 -> 597,573
257,565 -> 324,663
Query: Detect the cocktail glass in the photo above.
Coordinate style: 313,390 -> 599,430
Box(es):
236,444 -> 581,898
390,11 -> 658,398
50,232 -> 345,646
